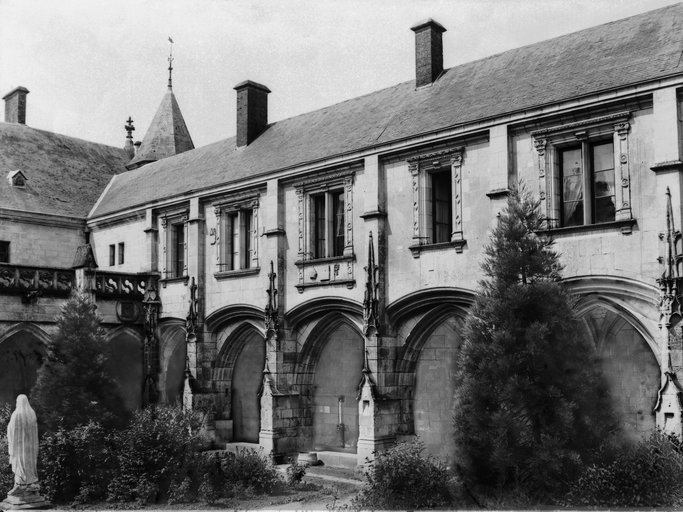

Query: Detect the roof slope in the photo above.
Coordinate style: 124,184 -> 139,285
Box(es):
92,3 -> 683,218
127,89 -> 195,169
0,122 -> 128,218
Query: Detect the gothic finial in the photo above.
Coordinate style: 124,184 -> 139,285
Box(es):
265,261 -> 279,337
658,187 -> 682,328
167,36 -> 174,90
363,231 -> 380,337
186,276 -> 198,338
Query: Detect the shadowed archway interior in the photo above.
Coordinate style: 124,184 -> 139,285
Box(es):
0,329 -> 46,407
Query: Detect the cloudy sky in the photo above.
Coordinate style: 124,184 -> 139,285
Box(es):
0,0 -> 676,149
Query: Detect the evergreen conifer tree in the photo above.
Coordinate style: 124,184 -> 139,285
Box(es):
453,186 -> 616,497
31,292 -> 129,433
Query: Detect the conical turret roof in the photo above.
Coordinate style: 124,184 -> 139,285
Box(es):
126,88 -> 194,170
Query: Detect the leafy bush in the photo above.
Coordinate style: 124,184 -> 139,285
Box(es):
39,422 -> 113,504
218,448 -> 282,494
0,403 -> 13,496
353,439 -> 457,509
565,431 -> 683,507
106,406 -> 204,504
286,458 -> 307,485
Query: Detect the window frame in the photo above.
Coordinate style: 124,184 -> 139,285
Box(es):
213,195 -> 260,278
160,211 -> 189,282
293,167 -> 356,292
118,242 -> 125,265
532,111 -> 633,234
407,147 -> 465,257
109,244 -> 116,267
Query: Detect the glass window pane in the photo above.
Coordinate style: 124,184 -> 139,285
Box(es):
594,196 -> 616,224
593,170 -> 615,198
563,201 -> 584,226
431,170 -> 452,243
313,195 -> 326,259
561,148 -> 583,226
592,142 -> 614,172
332,191 -> 345,257
242,210 -> 252,269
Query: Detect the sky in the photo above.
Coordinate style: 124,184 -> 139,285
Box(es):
0,0 -> 678,149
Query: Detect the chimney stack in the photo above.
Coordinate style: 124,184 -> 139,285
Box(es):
3,86 -> 29,124
411,19 -> 446,87
234,80 -> 270,147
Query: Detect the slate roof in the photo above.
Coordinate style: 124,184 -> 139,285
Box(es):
127,88 -> 195,169
0,122 -> 128,218
91,3 -> 683,218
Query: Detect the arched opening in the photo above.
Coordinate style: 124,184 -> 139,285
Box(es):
158,323 -> 186,405
230,330 -> 265,442
581,306 -> 659,440
413,314 -> 461,459
0,328 -> 46,406
106,331 -> 144,411
309,321 -> 364,453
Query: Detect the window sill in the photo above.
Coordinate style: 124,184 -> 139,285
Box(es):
214,267 -> 260,280
160,275 -> 189,287
486,188 -> 511,199
296,279 -> 355,293
538,218 -> 636,236
409,239 -> 467,258
294,254 -> 355,267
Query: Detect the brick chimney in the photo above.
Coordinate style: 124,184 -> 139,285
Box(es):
234,80 -> 270,147
3,86 -> 30,124
411,19 -> 446,87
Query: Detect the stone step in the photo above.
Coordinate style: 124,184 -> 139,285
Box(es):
313,450 -> 358,469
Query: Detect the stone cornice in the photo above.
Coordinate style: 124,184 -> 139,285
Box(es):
0,208 -> 85,229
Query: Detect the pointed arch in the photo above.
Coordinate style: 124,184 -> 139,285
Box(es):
105,325 -> 144,411
158,318 -> 186,405
0,323 -> 49,406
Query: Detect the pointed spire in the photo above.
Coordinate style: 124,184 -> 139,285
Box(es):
665,187 -> 679,282
658,187 -> 682,328
167,36 -> 174,90
363,231 -> 380,337
126,42 -> 194,170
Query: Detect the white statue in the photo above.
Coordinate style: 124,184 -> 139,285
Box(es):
7,394 -> 39,495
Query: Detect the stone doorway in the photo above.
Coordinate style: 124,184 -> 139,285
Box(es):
159,323 -> 187,405
311,322 -> 364,453
231,331 -> 265,442
0,328 -> 46,407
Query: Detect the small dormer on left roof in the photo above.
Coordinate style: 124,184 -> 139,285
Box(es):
3,86 -> 29,124
7,170 -> 27,187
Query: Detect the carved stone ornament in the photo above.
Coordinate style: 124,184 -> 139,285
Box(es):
264,260 -> 278,338
657,187 -> 683,329
363,232 -> 380,337
186,277 -> 199,338
142,276 -> 162,406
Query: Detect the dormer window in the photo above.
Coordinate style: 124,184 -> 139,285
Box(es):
7,170 -> 27,187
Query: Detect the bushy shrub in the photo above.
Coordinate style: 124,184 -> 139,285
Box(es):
38,422 -> 113,504
566,431 -> 683,507
218,448 -> 282,494
31,292 -> 129,433
353,439 -> 457,509
0,403 -> 13,496
286,458 -> 307,485
106,406 -> 204,504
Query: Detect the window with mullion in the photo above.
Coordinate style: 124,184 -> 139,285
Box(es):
332,190 -> 345,257
313,194 -> 327,259
559,141 -> 615,227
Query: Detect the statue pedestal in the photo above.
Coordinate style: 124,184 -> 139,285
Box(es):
1,491 -> 50,510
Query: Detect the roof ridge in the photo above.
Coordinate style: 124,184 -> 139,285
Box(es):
0,121 -> 128,155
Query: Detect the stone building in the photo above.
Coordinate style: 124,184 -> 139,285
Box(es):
3,4 -> 683,466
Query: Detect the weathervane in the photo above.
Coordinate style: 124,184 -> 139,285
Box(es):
167,36 -> 174,90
